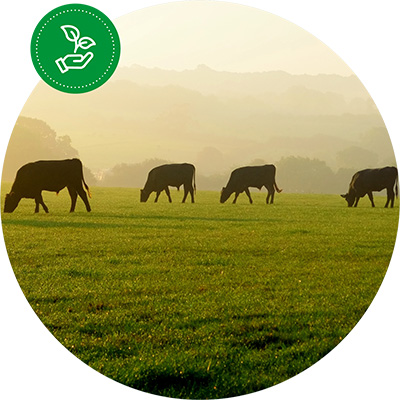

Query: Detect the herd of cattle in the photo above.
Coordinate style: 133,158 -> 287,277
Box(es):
3,158 -> 399,213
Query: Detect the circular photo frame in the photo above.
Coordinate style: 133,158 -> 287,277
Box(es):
1,1 -> 399,400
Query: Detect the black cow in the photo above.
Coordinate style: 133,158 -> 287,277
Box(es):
4,159 -> 91,213
140,163 -> 196,203
220,164 -> 282,204
341,166 -> 398,208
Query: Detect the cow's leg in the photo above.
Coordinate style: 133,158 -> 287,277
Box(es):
354,197 -> 360,207
244,188 -> 253,204
183,184 -> 195,203
391,188 -> 395,208
190,186 -> 195,203
182,185 -> 189,203
233,192 -> 240,204
76,186 -> 91,212
154,191 -> 161,202
384,191 -> 390,208
367,192 -> 375,207
35,193 -> 49,213
266,185 -> 275,204
165,187 -> 172,203
385,187 -> 394,208
67,187 -> 78,212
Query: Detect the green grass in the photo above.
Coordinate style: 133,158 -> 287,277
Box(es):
1,185 -> 398,398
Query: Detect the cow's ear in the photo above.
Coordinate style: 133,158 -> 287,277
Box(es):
340,194 -> 346,198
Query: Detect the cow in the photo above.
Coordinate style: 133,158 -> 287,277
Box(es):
220,164 -> 282,204
341,166 -> 398,208
140,163 -> 196,203
4,159 -> 92,213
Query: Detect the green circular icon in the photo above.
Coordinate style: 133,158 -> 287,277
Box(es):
31,3 -> 120,93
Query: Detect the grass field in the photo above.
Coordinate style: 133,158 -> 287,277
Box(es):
1,184 -> 398,398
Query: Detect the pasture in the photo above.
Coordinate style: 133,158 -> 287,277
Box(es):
1,185 -> 398,398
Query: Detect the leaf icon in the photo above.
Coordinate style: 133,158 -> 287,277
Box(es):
61,25 -> 80,43
78,36 -> 96,50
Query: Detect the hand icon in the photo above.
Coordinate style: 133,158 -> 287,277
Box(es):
55,52 -> 94,74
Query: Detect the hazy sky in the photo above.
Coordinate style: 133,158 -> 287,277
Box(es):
116,1 -> 353,75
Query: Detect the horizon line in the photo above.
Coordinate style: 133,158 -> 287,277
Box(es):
117,63 -> 355,78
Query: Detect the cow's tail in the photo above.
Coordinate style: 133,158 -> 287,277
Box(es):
193,167 -> 197,194
83,179 -> 92,198
274,181 -> 283,193
395,174 -> 398,199
80,163 -> 92,198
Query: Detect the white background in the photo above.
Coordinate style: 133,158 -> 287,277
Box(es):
1,1 -> 399,399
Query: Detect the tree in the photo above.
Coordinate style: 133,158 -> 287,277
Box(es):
359,127 -> 396,166
276,156 -> 336,193
101,159 -> 170,187
195,146 -> 225,176
3,116 -> 89,182
336,146 -> 379,170
335,168 -> 357,194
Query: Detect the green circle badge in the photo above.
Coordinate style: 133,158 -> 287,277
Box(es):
31,3 -> 120,93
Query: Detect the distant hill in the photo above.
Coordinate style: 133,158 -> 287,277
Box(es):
114,64 -> 371,100
19,65 -> 390,174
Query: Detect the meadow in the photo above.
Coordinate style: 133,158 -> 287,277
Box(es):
1,185 -> 398,398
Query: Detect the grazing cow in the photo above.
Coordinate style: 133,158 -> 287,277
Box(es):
220,164 -> 282,204
4,159 -> 91,213
341,166 -> 398,208
140,163 -> 196,203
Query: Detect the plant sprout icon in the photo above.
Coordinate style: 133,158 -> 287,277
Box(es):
55,25 -> 96,74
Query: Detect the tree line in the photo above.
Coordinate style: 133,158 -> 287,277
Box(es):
4,116 -> 394,195
100,156 -> 357,194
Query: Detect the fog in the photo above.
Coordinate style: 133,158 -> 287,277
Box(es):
115,1 -> 353,75
3,1 -> 396,192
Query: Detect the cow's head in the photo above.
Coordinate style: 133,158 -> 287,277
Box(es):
140,189 -> 150,203
341,190 -> 356,207
4,192 -> 21,213
220,187 -> 230,203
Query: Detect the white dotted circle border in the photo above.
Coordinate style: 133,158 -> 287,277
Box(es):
33,7 -> 119,91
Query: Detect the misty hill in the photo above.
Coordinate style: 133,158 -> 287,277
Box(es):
2,117 -> 96,184
19,65 -> 391,174
3,116 -> 394,193
114,65 -> 371,100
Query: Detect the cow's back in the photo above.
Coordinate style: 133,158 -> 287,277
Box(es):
147,163 -> 195,188
352,167 -> 398,194
13,159 -> 83,194
228,165 -> 276,188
